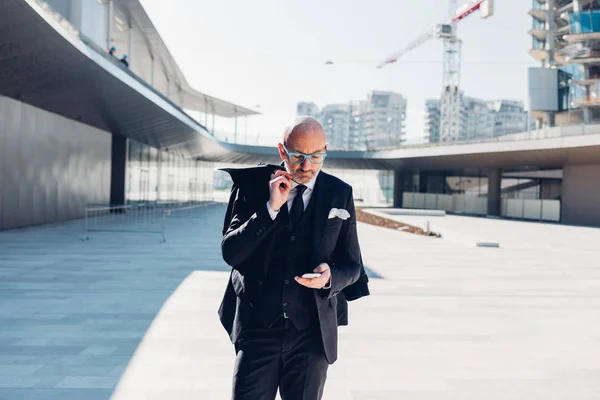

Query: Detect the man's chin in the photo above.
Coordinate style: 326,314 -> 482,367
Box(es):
293,173 -> 313,183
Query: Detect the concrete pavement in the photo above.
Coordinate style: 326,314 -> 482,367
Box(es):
1,205 -> 600,399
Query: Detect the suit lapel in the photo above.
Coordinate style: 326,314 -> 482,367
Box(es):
311,172 -> 331,258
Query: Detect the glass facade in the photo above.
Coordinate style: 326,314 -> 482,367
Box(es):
327,169 -> 394,207
559,65 -> 585,110
532,0 -> 546,11
569,11 -> 600,34
400,169 -> 562,221
126,139 -> 214,204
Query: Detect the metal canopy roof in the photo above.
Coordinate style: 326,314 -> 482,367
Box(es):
0,0 -> 231,159
210,133 -> 600,171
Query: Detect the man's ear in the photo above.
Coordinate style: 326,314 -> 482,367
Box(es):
277,143 -> 286,160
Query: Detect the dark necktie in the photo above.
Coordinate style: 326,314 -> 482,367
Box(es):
289,185 -> 307,228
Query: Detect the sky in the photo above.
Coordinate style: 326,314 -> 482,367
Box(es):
139,0 -> 538,145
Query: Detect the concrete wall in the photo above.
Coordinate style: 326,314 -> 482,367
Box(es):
562,164 -> 600,227
0,96 -> 111,230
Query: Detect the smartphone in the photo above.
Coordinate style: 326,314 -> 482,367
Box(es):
301,273 -> 322,279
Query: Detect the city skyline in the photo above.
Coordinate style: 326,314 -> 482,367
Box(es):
425,95 -> 530,143
139,0 -> 537,145
297,90 -> 407,150
298,91 -> 529,147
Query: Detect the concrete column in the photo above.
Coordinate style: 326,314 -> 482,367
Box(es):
573,0 -> 582,12
487,168 -> 502,217
110,135 -> 128,206
393,170 -> 405,208
394,170 -> 415,208
562,164 -> 600,226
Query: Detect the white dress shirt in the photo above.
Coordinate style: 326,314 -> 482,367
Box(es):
267,170 -> 319,219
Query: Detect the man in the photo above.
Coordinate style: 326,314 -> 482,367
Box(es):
219,116 -> 370,399
119,54 -> 129,68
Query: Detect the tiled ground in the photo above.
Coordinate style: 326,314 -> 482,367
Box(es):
1,205 -> 600,399
0,204 -> 228,400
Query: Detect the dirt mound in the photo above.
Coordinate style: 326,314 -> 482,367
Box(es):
355,209 -> 440,238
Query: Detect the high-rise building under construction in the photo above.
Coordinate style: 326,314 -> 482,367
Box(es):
529,0 -> 600,126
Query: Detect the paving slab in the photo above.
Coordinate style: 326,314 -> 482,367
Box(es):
1,204 -> 600,399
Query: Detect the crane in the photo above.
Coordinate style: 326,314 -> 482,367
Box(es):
378,0 -> 494,143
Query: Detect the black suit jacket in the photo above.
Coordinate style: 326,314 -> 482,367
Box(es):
218,163 -> 370,364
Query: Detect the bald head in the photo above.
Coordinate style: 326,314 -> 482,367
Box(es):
278,116 -> 328,184
283,116 -> 326,146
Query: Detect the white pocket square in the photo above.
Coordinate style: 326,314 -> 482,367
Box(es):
328,208 -> 351,220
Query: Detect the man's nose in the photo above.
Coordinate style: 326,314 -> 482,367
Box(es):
300,158 -> 311,169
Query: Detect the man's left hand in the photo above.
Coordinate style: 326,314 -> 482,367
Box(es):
295,263 -> 331,289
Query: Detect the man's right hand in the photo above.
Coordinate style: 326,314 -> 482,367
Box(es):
268,170 -> 292,211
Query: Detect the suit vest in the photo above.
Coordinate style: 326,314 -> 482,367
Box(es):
253,196 -> 319,330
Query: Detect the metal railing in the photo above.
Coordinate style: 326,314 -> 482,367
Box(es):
83,201 -> 223,243
83,203 -> 168,242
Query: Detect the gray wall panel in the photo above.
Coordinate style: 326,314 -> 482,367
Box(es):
562,164 -> 600,227
2,97 -> 22,229
20,105 -> 37,227
0,96 -> 5,229
0,96 -> 111,230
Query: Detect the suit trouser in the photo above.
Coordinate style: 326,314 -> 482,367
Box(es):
232,317 -> 329,400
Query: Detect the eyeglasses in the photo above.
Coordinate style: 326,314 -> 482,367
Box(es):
282,144 -> 328,165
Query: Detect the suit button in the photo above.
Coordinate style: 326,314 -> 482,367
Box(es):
290,236 -> 296,241
256,232 -> 260,236
284,280 -> 290,285
258,280 -> 263,285
282,302 -> 288,307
